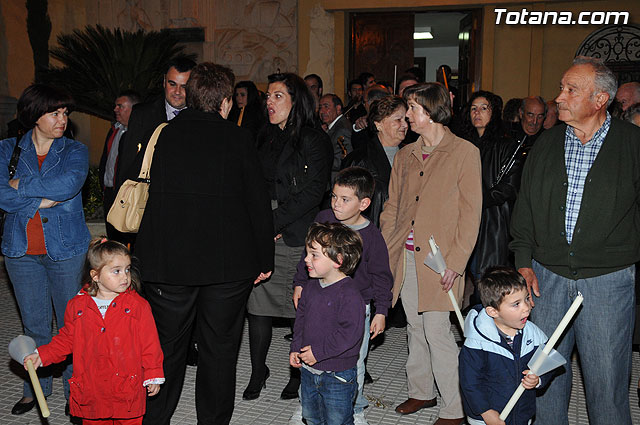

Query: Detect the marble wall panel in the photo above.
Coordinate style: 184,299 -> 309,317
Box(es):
87,0 -> 298,84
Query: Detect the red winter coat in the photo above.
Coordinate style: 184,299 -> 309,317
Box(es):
38,289 -> 164,419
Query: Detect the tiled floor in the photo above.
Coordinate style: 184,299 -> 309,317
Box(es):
1,222 -> 639,424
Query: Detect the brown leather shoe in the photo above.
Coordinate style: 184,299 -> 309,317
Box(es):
433,417 -> 465,425
394,397 -> 437,414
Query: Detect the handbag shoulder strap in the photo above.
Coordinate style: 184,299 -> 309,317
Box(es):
8,138 -> 21,179
138,122 -> 168,180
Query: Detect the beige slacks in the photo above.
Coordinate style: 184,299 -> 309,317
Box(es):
400,249 -> 464,419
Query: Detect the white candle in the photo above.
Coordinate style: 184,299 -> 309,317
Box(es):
428,237 -> 438,255
428,236 -> 465,334
542,293 -> 583,354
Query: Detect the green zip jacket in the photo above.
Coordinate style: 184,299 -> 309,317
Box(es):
510,118 -> 640,279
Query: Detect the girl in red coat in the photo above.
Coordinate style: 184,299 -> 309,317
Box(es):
24,238 -> 164,425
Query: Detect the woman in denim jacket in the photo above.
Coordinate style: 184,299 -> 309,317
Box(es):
0,84 -> 90,416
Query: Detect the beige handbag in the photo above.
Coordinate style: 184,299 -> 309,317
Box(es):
107,123 -> 168,233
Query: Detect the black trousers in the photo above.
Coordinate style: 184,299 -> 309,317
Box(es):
142,279 -> 253,425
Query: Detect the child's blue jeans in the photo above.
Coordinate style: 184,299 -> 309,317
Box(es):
301,366 -> 357,425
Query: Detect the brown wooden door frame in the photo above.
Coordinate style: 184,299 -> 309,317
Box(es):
349,12 -> 415,90
348,8 -> 483,105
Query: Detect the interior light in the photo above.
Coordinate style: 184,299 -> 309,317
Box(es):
414,32 -> 433,40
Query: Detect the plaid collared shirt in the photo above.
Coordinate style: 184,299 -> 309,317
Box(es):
564,112 -> 611,244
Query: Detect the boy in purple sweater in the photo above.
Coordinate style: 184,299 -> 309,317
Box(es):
290,222 -> 365,424
292,167 -> 394,424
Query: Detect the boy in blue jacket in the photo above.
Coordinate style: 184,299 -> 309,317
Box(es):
459,267 -> 551,425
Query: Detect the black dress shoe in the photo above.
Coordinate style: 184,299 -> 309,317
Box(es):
280,376 -> 300,400
243,367 -> 270,400
65,402 -> 70,416
11,398 -> 36,415
364,370 -> 373,385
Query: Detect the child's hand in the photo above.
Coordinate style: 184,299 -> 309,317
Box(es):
293,286 -> 303,309
23,353 -> 41,370
299,345 -> 317,366
289,352 -> 302,368
370,314 -> 386,339
481,409 -> 506,425
146,384 -> 160,396
522,370 -> 540,389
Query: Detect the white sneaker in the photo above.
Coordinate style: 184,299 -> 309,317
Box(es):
353,410 -> 369,425
288,404 -> 304,425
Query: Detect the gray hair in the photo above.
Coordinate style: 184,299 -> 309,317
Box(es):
624,103 -> 640,125
573,56 -> 617,107
520,96 -> 547,116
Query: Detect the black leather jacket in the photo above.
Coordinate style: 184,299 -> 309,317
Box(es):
341,134 -> 393,228
473,134 -> 525,274
258,125 -> 332,247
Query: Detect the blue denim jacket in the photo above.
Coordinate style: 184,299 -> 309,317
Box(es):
0,130 -> 90,260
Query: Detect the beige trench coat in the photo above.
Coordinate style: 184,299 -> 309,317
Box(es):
380,127 -> 482,312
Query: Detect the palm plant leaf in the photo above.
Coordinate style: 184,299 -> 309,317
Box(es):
43,25 -> 194,120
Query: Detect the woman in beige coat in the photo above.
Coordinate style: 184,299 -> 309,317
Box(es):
380,83 -> 481,425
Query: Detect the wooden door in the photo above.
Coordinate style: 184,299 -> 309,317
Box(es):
350,12 -> 414,88
458,10 -> 482,107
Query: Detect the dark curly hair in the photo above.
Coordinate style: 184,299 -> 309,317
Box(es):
305,222 -> 363,276
460,90 -> 504,144
368,95 -> 407,133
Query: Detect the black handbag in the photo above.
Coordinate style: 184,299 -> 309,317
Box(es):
0,139 -> 23,236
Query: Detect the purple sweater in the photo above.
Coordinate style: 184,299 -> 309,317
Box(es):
291,277 -> 365,371
293,209 -> 393,316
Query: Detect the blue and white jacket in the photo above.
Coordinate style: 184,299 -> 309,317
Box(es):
459,305 -> 551,425
0,131 -> 90,260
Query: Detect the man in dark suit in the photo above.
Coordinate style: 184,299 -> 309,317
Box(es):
115,57 -> 196,191
319,94 -> 352,180
98,90 -> 140,242
344,79 -> 366,123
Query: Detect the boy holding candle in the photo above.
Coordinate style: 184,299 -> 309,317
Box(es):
459,267 -> 551,425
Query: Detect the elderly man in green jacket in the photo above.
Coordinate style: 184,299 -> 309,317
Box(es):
510,56 -> 640,425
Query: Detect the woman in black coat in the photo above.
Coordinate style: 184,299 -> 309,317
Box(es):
135,63 -> 274,424
459,91 -> 524,281
244,73 -> 332,400
227,80 -> 266,141
342,95 -> 407,227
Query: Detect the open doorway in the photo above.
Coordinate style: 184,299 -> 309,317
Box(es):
349,9 -> 481,109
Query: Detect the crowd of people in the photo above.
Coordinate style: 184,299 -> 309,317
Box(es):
1,54 -> 640,425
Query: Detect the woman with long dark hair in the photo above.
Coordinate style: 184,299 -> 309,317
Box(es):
244,73 -> 332,401
460,91 -> 523,281
227,80 -> 266,139
1,84 -> 90,416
